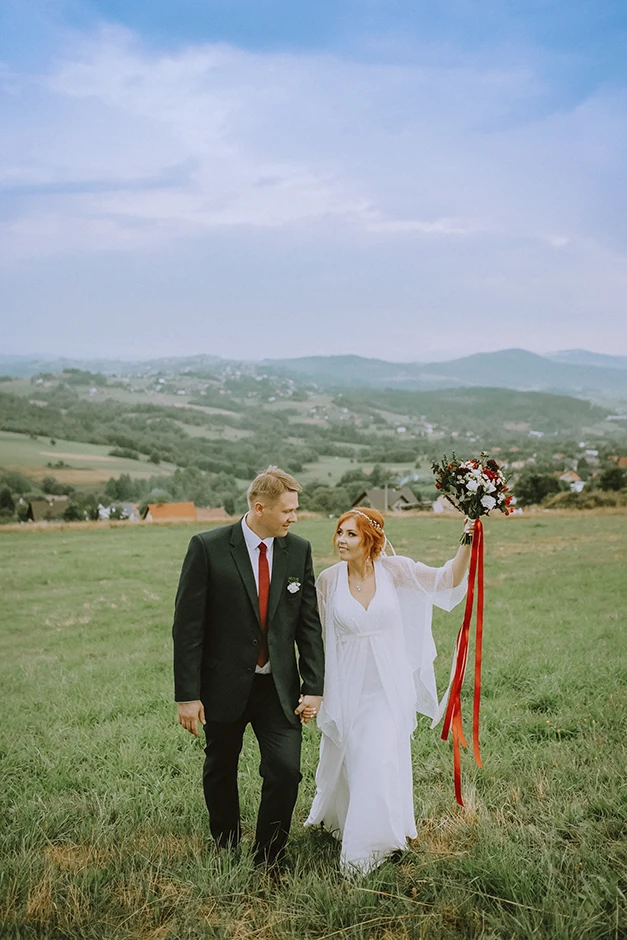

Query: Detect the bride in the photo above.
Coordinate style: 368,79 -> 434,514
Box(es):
304,507 -> 471,875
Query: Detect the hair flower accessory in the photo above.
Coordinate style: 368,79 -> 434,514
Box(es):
287,577 -> 301,594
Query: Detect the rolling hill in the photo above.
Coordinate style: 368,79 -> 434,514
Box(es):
265,349 -> 627,397
1,348 -> 627,400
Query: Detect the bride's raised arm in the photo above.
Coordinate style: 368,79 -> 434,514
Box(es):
450,529 -> 473,587
385,518 -> 472,611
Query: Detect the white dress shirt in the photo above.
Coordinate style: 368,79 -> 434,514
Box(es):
242,514 -> 274,674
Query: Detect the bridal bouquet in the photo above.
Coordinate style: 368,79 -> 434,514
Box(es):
431,451 -> 511,805
432,452 -> 513,543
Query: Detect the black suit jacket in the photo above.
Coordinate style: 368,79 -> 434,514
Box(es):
172,521 -> 324,725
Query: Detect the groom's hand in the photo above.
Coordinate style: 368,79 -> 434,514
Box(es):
295,695 -> 322,724
177,700 -> 206,736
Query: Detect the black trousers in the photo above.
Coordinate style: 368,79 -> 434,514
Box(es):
202,674 -> 302,864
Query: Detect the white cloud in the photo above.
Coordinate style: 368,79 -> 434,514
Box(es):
5,25 -> 624,258
1,23 -> 626,356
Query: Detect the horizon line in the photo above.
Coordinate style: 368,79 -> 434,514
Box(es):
2,347 -> 627,366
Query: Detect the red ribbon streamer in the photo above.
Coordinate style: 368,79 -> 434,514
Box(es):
441,518 -> 484,806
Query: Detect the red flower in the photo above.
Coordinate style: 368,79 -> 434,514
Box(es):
435,483 -> 441,489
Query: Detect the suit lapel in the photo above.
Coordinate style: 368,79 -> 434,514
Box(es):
268,536 -> 288,626
230,523 -> 261,626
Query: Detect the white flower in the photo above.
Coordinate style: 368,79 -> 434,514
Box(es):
465,479 -> 479,492
481,494 -> 497,510
287,581 -> 301,594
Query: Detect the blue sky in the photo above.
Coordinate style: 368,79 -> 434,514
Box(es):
1,0 -> 626,361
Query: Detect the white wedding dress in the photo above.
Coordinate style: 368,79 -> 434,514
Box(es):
305,555 -> 466,875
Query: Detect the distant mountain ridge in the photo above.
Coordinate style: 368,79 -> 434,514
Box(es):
1,348 -> 626,400
547,349 -> 627,370
265,348 -> 627,397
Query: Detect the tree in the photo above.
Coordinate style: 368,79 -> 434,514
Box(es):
369,464 -> 395,487
305,486 -> 334,513
599,466 -> 626,492
0,487 -> 15,514
223,495 -> 235,516
0,471 -> 32,494
63,502 -> 84,522
41,475 -> 60,494
331,486 -> 351,515
514,472 -> 560,506
576,457 -> 591,481
105,473 -> 137,501
41,476 -> 74,496
338,468 -> 370,487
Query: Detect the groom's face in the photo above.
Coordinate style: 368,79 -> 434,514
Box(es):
254,490 -> 299,539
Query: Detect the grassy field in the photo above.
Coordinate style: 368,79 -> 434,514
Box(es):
297,457 -> 424,485
298,456 -> 362,484
0,430 -> 177,485
1,514 -> 625,939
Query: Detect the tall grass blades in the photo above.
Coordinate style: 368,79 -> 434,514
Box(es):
1,514 -> 625,938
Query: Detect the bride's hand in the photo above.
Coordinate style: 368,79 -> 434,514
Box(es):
295,695 -> 322,724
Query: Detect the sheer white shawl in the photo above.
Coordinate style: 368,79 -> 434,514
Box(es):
315,555 -> 467,749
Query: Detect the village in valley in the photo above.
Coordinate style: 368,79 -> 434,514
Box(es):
1,349 -> 627,526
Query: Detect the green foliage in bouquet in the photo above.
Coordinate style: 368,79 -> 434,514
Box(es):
432,452 -> 513,543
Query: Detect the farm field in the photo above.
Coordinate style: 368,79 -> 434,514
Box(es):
0,513 -> 625,939
0,430 -> 176,485
297,456 -> 427,485
172,421 -> 254,442
298,455 -> 363,484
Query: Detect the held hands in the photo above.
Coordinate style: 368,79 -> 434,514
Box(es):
295,694 -> 322,724
177,700 -> 206,736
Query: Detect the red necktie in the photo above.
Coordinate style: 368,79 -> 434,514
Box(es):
257,542 -> 270,667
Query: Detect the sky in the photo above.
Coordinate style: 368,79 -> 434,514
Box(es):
1,0 -> 626,362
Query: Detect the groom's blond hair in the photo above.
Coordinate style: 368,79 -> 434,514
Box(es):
247,466 -> 302,507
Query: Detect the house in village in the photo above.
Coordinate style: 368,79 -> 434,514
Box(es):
98,502 -> 141,521
558,470 -> 585,493
27,496 -> 69,522
432,494 -> 458,513
196,507 -> 233,522
351,486 -> 420,513
142,502 -> 197,522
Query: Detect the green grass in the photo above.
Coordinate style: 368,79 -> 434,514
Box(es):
299,457 -> 433,486
299,456 -> 360,484
0,430 -> 176,484
1,514 -> 625,939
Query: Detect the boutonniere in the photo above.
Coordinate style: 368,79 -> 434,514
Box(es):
287,577 -> 301,594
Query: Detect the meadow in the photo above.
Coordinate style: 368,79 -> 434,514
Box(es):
0,513 -> 625,939
0,430 -> 177,486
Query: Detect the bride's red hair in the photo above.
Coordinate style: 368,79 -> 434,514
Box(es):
335,507 -> 386,560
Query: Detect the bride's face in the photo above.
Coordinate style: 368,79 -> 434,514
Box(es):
335,520 -> 367,563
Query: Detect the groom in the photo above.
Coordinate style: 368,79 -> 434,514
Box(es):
172,466 -> 324,866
